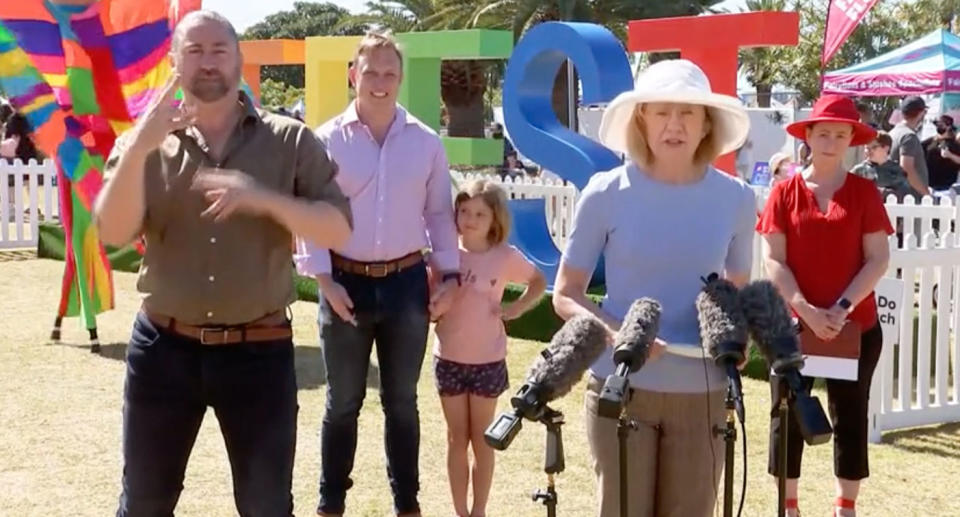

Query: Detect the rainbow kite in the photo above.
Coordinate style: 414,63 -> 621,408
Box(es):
0,0 -> 200,347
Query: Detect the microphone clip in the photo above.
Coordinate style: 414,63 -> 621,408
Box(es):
700,272 -> 721,285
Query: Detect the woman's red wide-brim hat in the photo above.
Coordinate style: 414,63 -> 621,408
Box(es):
786,94 -> 877,146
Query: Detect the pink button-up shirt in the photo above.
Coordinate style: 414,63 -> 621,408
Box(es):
295,102 -> 458,275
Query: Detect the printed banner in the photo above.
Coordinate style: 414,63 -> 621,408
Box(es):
823,0 -> 879,66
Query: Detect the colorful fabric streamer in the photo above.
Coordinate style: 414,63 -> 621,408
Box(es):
0,0 -> 200,330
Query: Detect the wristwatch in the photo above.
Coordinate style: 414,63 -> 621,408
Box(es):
441,272 -> 462,286
837,297 -> 852,312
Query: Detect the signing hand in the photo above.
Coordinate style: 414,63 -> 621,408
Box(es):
131,74 -> 196,153
192,168 -> 270,222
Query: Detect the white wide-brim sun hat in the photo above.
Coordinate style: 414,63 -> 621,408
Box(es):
598,59 -> 750,157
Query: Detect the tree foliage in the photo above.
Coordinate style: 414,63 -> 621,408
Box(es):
241,2 -> 367,88
738,0 -> 790,107
259,79 -> 305,111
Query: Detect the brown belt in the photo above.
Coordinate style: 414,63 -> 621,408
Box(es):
144,309 -> 292,345
331,251 -> 424,278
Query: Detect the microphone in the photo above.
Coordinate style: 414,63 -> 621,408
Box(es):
597,298 -> 661,419
485,314 -> 608,450
695,273 -> 747,423
739,280 -> 833,445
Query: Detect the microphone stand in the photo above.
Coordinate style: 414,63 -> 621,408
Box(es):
617,405 -> 641,517
777,392 -> 789,517
714,381 -> 738,517
599,362 -> 642,517
531,407 -> 565,517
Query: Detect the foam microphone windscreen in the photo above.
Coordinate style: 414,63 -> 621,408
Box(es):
739,280 -> 804,373
524,314 -> 609,402
612,298 -> 661,372
741,280 -> 833,444
695,276 -> 748,363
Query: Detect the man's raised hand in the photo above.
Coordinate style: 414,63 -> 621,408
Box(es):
130,74 -> 196,153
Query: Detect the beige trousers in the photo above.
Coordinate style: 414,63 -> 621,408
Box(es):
584,376 -> 726,517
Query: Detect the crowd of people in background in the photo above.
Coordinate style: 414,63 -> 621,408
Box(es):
755,96 -> 960,204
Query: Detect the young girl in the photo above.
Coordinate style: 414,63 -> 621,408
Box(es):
430,179 -> 547,517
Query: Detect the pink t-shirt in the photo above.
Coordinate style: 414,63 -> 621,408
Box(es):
433,244 -> 536,364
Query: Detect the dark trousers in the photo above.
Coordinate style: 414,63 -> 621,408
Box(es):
116,312 -> 298,517
317,262 -> 430,515
768,323 -> 883,481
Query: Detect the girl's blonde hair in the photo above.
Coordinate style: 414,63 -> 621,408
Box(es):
625,104 -> 722,169
454,179 -> 512,245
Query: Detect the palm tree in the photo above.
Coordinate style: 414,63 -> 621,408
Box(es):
738,0 -> 788,107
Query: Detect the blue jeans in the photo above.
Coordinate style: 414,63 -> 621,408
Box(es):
116,312 -> 298,517
317,262 -> 430,515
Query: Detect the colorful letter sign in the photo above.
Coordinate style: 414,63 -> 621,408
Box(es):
302,29 -> 513,166
503,22 -> 633,287
239,39 -> 305,100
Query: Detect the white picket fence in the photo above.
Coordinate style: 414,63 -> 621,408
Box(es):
868,230 -> 960,442
0,159 -> 59,250
451,171 -> 578,250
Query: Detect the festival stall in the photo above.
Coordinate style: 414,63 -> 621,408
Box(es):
823,29 -> 960,97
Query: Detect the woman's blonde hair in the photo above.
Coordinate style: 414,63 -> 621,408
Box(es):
454,179 -> 512,245
625,104 -> 722,169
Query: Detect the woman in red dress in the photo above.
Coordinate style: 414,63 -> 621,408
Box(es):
757,95 -> 894,517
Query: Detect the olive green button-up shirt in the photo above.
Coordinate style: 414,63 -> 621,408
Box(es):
103,93 -> 351,325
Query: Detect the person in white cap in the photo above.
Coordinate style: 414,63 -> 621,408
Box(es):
769,151 -> 794,187
553,59 -> 756,516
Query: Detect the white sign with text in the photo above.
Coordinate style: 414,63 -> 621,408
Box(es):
875,277 -> 905,348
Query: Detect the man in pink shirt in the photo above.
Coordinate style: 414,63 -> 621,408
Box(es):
296,32 -> 459,517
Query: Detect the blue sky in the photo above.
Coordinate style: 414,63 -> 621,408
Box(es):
209,0 -> 749,33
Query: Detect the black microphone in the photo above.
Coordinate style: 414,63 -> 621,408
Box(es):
739,280 -> 833,445
695,273 -> 747,423
485,314 -> 608,450
597,298 -> 661,419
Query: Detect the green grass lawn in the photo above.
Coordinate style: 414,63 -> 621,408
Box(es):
0,259 -> 957,516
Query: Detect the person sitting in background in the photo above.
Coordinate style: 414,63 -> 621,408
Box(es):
491,122 -> 516,164
851,131 -> 915,200
923,115 -> 960,192
769,152 -> 793,187
798,141 -> 812,168
1,111 -> 40,164
3,111 -> 42,219
498,151 -> 524,180
0,102 -> 13,126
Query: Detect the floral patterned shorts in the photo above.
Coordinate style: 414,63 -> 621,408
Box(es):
433,356 -> 509,398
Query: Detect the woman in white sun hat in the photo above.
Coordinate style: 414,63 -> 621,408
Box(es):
553,59 -> 756,516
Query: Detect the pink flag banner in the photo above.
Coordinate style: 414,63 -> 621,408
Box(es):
822,0 -> 879,67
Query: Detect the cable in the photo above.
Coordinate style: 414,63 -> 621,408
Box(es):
738,417 -> 747,517
701,352 -> 719,513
